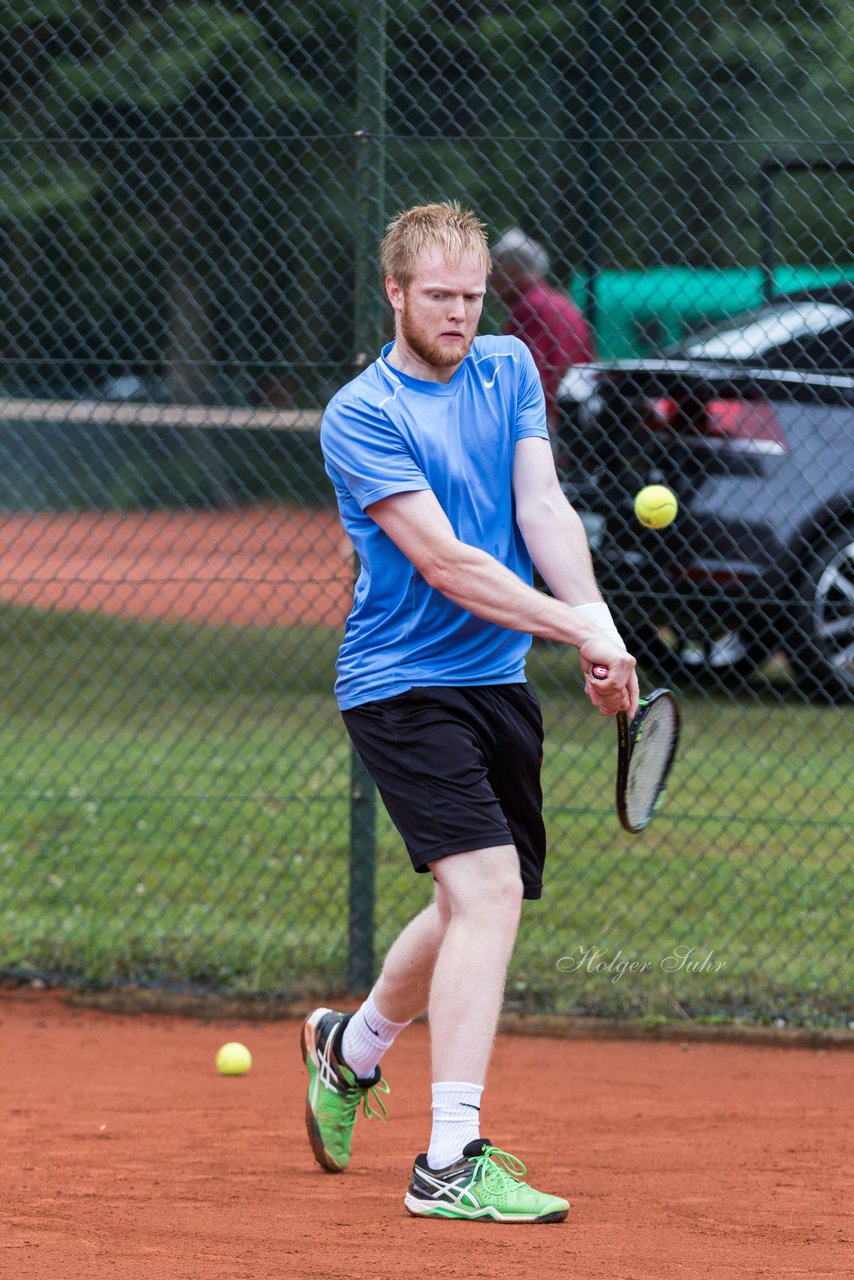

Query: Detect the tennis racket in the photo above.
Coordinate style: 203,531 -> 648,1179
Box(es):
591,666 -> 680,833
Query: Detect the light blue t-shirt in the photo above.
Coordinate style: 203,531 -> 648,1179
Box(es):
320,334 -> 550,709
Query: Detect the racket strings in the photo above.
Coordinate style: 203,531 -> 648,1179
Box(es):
625,701 -> 678,827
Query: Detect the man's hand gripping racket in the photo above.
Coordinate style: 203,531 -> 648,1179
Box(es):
591,665 -> 680,833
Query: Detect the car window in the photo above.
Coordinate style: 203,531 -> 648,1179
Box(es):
678,302 -> 854,362
757,322 -> 854,375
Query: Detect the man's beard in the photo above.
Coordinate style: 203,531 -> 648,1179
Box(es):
400,306 -> 474,369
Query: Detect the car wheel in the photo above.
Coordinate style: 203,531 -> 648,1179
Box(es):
788,524 -> 854,702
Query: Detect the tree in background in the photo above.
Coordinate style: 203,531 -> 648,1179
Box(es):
1,1 -> 853,403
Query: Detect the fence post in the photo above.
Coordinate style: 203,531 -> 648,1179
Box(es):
348,0 -> 387,995
580,0 -> 607,336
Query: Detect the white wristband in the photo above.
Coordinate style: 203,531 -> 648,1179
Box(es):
573,602 -> 627,651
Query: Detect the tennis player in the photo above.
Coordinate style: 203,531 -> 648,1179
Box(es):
303,201 -> 638,1223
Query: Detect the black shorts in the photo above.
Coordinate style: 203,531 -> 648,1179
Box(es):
342,683 -> 546,900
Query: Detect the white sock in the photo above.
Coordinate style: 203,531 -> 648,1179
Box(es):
340,991 -> 411,1079
427,1081 -> 484,1170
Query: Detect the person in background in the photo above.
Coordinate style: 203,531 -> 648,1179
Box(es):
491,227 -> 594,438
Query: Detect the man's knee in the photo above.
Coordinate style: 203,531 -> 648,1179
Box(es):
430,845 -> 524,921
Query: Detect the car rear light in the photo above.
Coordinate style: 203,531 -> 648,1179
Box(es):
646,396 -> 788,456
667,563 -> 761,587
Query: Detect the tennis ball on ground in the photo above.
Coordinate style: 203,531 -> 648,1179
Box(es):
215,1041 -> 252,1076
634,484 -> 678,529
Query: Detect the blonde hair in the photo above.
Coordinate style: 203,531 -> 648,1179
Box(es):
380,201 -> 492,286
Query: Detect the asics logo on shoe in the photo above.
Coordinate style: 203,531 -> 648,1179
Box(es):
413,1164 -> 473,1200
316,1027 -> 344,1093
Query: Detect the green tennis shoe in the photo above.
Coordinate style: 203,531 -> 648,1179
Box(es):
301,1007 -> 390,1172
404,1139 -> 569,1223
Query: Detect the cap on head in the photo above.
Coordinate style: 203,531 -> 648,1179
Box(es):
491,227 -> 549,281
381,201 -> 492,287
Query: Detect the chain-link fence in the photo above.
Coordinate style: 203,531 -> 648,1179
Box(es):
0,3 -> 851,1026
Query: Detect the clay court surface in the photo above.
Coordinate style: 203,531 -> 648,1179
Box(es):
2,989 -> 851,1280
2,507 -> 852,1276
0,507 -> 353,629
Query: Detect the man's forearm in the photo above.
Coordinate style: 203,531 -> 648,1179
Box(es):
428,542 -> 602,649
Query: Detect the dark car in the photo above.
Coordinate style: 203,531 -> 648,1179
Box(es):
555,287 -> 854,700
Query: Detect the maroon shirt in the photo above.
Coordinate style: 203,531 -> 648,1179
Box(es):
503,282 -> 595,429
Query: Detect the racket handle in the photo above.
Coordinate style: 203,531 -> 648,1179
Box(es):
591,665 -> 609,680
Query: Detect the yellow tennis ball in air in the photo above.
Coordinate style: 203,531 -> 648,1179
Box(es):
215,1041 -> 252,1076
634,484 -> 678,529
